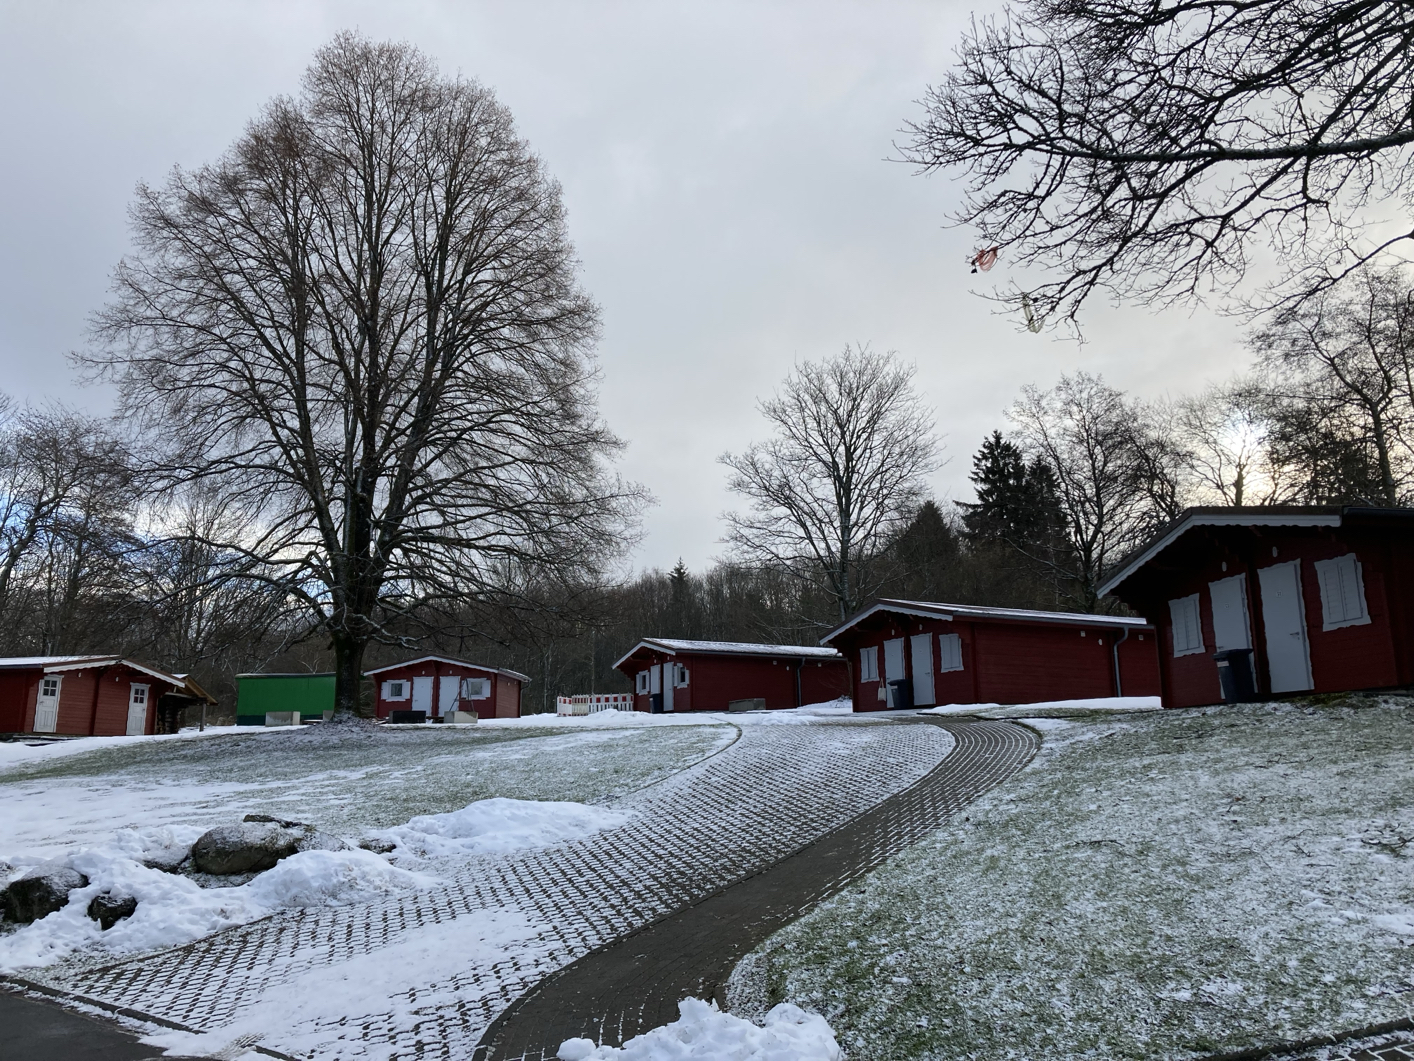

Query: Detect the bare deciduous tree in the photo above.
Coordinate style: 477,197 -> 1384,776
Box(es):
720,344 -> 940,624
1250,267 -> 1414,504
1009,373 -> 1167,611
89,34 -> 641,716
1168,383 -> 1295,507
906,2 -> 1414,326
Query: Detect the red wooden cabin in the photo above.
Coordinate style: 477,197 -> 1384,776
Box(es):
1099,506 -> 1414,708
365,655 -> 528,720
612,639 -> 850,712
822,599 -> 1160,712
0,656 -> 188,737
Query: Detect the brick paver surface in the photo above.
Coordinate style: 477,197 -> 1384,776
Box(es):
477,717 -> 1037,1060
27,716 -> 995,1060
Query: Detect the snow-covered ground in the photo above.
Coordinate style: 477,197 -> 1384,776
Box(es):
924,695 -> 1163,718
0,719 -> 735,863
728,697 -> 1414,1060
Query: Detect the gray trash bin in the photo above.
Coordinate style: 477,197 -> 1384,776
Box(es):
1213,649 -> 1256,702
886,678 -> 913,710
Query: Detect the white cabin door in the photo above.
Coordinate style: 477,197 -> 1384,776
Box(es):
411,676 -> 434,713
126,684 -> 150,736
909,633 -> 936,706
662,669 -> 674,712
1257,561 -> 1313,693
33,675 -> 61,732
882,638 -> 906,706
1209,574 -> 1252,651
437,676 -> 460,718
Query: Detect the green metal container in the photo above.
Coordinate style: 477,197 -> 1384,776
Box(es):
235,673 -> 336,725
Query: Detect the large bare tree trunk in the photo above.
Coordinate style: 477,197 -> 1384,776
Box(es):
90,34 -> 641,716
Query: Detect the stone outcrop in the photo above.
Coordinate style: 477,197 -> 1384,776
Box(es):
190,814 -> 347,875
3,862 -> 89,923
87,892 -> 138,930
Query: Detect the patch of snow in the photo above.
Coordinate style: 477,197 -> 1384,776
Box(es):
378,797 -> 630,859
924,696 -> 1162,717
141,908 -> 547,1061
557,998 -> 840,1061
1372,911 -> 1414,937
0,726 -> 244,771
0,835 -> 431,972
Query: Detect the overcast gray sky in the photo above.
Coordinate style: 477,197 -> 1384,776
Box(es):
0,1 -> 1247,572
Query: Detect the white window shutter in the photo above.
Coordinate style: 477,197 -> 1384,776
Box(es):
1314,554 -> 1370,630
1168,594 -> 1203,656
938,633 -> 963,672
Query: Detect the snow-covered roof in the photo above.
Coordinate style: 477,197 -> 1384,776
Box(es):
821,599 -> 1151,645
612,638 -> 842,672
1096,506 -> 1356,598
0,655 -> 185,686
362,655 -> 531,684
0,655 -> 118,669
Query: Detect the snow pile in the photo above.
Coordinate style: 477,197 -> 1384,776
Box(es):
558,999 -> 840,1061
378,797 -> 630,858
924,695 -> 1162,717
0,827 -> 430,972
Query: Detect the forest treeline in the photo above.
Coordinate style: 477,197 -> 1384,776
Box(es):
8,265 -> 1414,713
11,33 -> 1414,717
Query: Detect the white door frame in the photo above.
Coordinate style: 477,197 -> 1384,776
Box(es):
909,633 -> 936,706
126,684 -> 150,736
33,674 -> 62,732
411,676 -> 434,714
1257,560 -> 1314,693
436,675 -> 460,718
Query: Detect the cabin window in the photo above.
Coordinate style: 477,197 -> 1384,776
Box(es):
41,677 -> 60,698
1314,554 -> 1371,630
460,677 -> 491,700
382,680 -> 410,701
859,646 -> 880,682
1169,594 -> 1204,656
130,685 -> 147,705
938,633 -> 963,672
672,664 -> 690,687
635,670 -> 650,695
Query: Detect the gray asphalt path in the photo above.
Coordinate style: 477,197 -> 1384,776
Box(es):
0,988 -> 170,1061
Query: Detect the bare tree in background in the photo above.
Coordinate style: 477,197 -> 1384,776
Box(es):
1169,383 -> 1295,506
906,2 -> 1414,327
721,345 -> 940,624
1009,373 -> 1168,611
89,35 -> 641,716
1250,268 -> 1414,504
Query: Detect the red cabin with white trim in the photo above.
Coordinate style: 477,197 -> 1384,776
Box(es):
822,600 -> 1161,711
1099,506 -> 1414,708
612,638 -> 850,712
0,656 -> 189,737
365,655 -> 528,720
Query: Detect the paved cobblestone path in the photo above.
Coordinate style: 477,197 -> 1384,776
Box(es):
476,717 -> 1037,1060
23,715 -> 1033,1060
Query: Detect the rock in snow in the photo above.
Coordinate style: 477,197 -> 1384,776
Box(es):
191,817 -> 347,875
4,862 -> 89,924
86,892 -> 138,930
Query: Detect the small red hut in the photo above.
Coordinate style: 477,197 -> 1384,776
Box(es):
822,600 -> 1160,712
365,655 -> 528,721
1099,506 -> 1414,708
612,639 -> 849,712
0,656 -> 189,737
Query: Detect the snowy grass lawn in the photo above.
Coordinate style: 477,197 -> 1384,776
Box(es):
0,719 -> 735,863
729,698 -> 1414,1060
